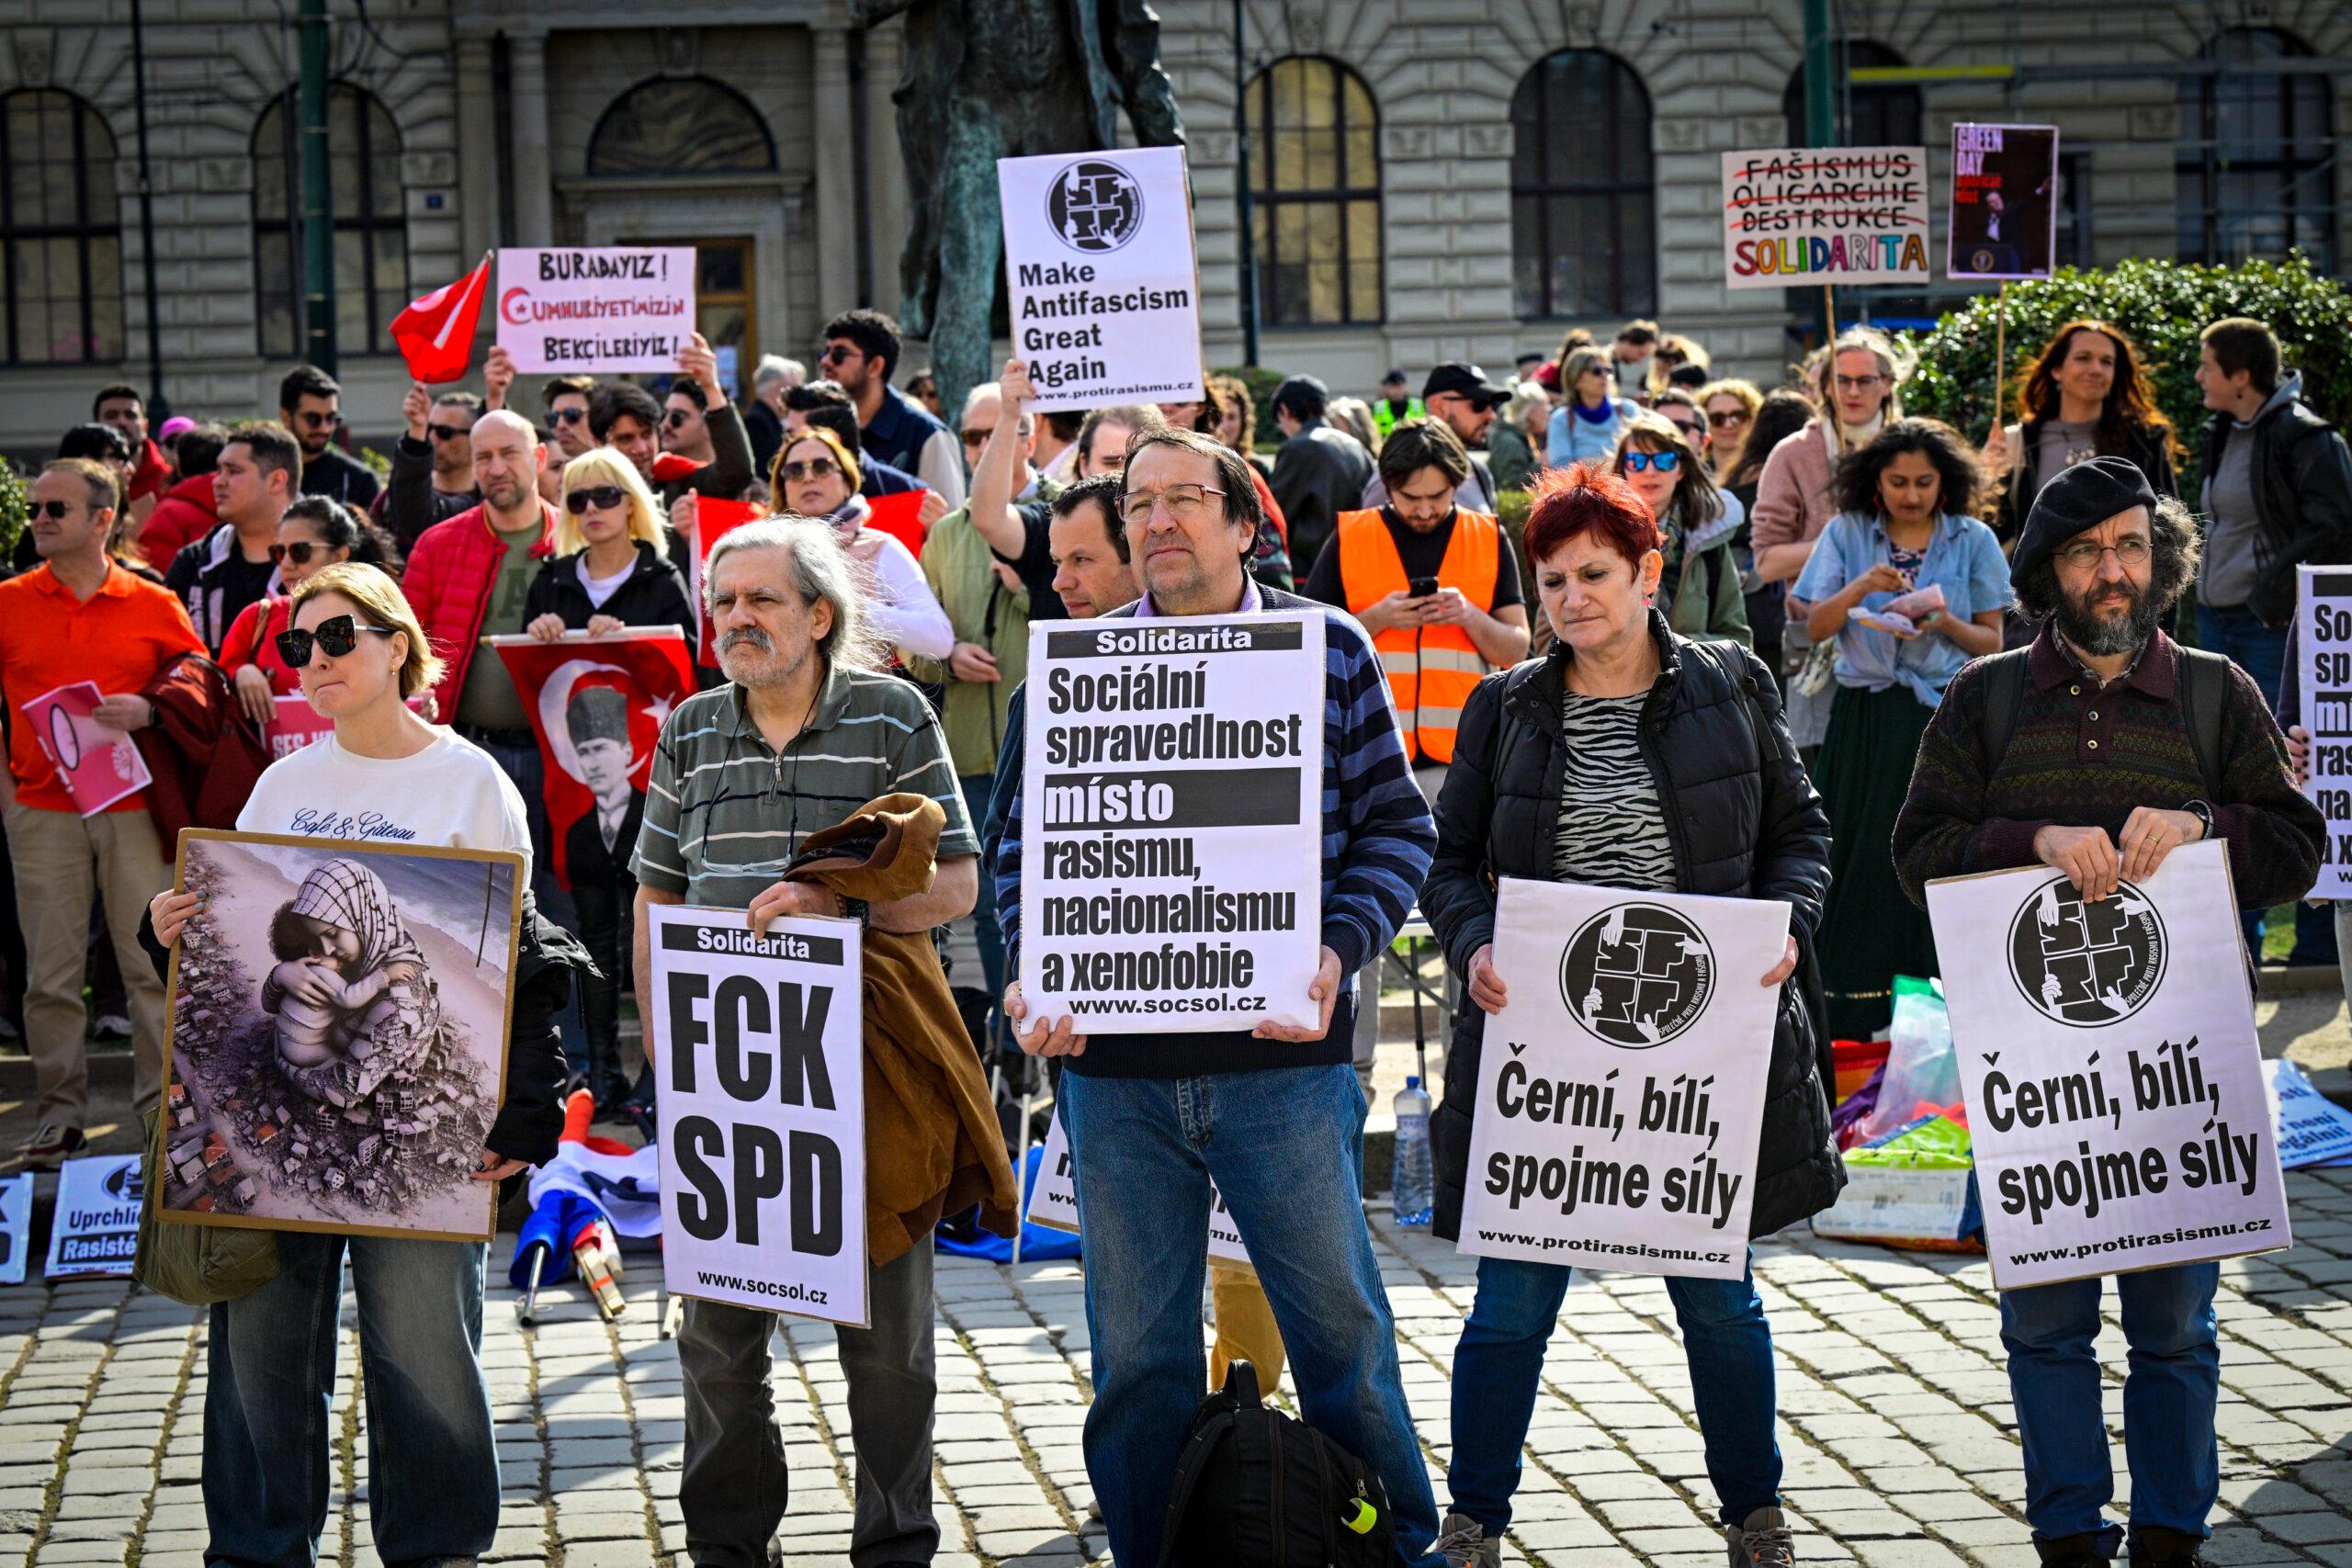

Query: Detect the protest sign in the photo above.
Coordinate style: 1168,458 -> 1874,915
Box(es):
267,694 -> 427,761
2300,566 -> 2352,897
160,832 -> 522,1241
47,1156 -> 141,1279
495,247 -> 695,374
23,682 -> 152,816
998,146 -> 1203,412
1018,611 -> 1324,1034
2267,1058 -> 2352,1169
1720,147 -> 1932,289
489,630 -> 695,889
1928,841 -> 2288,1289
0,1174 -> 28,1285
1456,878 -> 1788,1279
650,904 -> 867,1326
1949,124 -> 2059,282
1024,1107 -> 1251,1269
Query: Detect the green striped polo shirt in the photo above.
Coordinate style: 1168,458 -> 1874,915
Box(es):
630,662 -> 977,908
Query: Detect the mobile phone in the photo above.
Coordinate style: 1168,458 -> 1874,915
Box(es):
1408,575 -> 1441,598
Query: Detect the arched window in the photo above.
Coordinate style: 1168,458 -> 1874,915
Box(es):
254,85 -> 407,357
0,90 -> 121,365
1510,51 -> 1654,321
1245,57 -> 1382,327
2177,28 -> 2335,270
1781,41 -> 1922,149
587,77 -> 775,176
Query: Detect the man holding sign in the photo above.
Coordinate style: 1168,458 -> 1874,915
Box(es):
630,517 -> 978,1568
996,427 -> 1442,1568
1894,459 -> 2323,1568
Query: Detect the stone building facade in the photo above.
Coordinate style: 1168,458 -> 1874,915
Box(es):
0,0 -> 2341,452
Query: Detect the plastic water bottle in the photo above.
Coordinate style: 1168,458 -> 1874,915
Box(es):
1391,1076 -> 1434,1228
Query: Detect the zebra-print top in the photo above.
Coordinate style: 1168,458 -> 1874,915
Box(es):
1551,690 -> 1678,891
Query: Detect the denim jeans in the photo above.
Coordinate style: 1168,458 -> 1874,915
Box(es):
1058,1060 -> 1441,1568
958,773 -> 1006,998
2000,1262 -> 2220,1552
202,1232 -> 497,1566
1447,1254 -> 1781,1531
469,732 -> 592,1078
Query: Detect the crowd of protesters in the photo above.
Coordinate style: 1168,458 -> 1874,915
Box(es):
0,291 -> 2338,1568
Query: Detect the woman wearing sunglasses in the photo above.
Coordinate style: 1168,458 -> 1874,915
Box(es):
218,498 -> 395,728
147,561 -> 570,1568
770,427 -> 954,660
1608,413 -> 1749,647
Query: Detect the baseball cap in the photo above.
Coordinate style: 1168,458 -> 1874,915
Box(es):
1422,361 -> 1510,409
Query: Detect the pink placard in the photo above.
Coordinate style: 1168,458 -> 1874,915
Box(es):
22,682 -> 152,817
267,694 -> 428,760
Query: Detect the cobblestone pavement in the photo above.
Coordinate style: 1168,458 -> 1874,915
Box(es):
6,1172 -> 2352,1568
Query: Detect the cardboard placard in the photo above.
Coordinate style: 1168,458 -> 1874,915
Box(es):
0,1175 -> 29,1285
1949,123 -> 2060,281
1023,1106 -> 1252,1269
2267,1058 -> 2352,1169
1720,146 -> 1932,289
22,682 -> 151,816
2300,566 -> 2352,897
496,247 -> 695,373
46,1156 -> 141,1279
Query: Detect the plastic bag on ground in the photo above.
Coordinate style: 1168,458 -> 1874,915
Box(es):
1856,975 -> 1958,1144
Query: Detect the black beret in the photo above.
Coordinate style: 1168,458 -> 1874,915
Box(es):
2010,455 -> 2159,589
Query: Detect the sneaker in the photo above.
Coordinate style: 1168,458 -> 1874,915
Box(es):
1434,1511 -> 1499,1568
19,1124 -> 86,1169
92,1013 -> 130,1042
1726,1506 -> 1796,1568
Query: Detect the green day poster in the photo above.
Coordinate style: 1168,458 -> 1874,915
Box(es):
1720,146 -> 1932,290
1018,612 -> 1326,1035
2300,566 -> 2352,897
1927,841 -> 2289,1289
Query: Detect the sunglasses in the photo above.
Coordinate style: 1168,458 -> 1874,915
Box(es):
427,423 -> 469,442
29,499 -> 74,521
549,407 -> 588,425
781,457 -> 841,482
961,428 -> 996,447
276,614 -> 398,669
820,345 -> 855,365
1707,410 -> 1749,428
268,541 -> 327,566
293,411 -> 341,430
663,409 -> 695,430
1666,420 -> 1704,441
566,485 -> 627,514
1623,450 -> 1680,473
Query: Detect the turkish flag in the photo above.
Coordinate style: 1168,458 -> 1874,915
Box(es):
489,629 -> 695,888
390,257 -> 491,385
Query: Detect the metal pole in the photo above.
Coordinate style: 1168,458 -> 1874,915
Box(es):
298,0 -> 337,372
128,0 -> 166,418
1802,0 -> 1837,149
1231,0 -> 1259,368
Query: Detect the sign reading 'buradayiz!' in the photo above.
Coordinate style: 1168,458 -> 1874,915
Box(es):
650,907 -> 867,1326
496,248 -> 695,373
1018,613 -> 1325,1035
1928,841 -> 2288,1289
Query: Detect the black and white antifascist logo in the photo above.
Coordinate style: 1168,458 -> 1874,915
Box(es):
1558,903 -> 1714,1048
2008,876 -> 2166,1027
1046,160 -> 1146,254
101,1161 -> 143,1203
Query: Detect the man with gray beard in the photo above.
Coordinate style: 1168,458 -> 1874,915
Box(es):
629,516 -> 978,1567
1891,457 -> 2321,1568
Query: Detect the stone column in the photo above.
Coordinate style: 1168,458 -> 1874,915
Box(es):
508,28 -> 555,245
811,24 -> 857,316
455,38 -> 500,254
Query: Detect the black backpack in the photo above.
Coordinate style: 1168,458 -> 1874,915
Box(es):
1974,642 -> 2230,798
1156,1361 -> 1396,1568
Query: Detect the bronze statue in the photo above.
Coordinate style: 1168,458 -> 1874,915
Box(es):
854,0 -> 1184,413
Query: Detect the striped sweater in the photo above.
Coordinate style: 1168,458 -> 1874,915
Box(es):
996,582 -> 1436,1077
1891,623 -> 2323,911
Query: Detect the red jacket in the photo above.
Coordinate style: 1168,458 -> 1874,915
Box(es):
402,499 -> 558,722
135,652 -> 270,844
139,472 -> 220,570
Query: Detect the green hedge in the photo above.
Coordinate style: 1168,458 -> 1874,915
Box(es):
0,459 -> 22,561
1903,252 -> 2352,495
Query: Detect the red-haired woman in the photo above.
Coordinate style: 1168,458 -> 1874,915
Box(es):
1419,463 -> 1840,1568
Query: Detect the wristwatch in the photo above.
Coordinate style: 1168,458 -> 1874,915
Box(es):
2183,799 -> 2216,841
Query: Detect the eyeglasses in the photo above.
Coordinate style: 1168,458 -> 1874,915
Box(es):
2054,537 -> 2153,569
820,345 -> 856,366
566,485 -> 627,514
780,457 -> 841,482
29,499 -> 74,521
268,541 -> 325,566
292,411 -> 341,430
1622,451 -> 1680,473
1665,421 -> 1704,442
427,423 -> 469,443
1834,374 -> 1888,392
1118,484 -> 1227,527
663,409 -> 695,430
549,407 -> 588,425
276,614 -> 398,668
1707,410 -> 1749,428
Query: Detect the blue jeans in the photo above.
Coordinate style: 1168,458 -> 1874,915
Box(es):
1447,1254 -> 1781,1531
471,733 -> 590,1077
2000,1262 -> 2220,1552
203,1232 -> 498,1566
959,773 -> 1006,998
1059,1061 -> 1441,1567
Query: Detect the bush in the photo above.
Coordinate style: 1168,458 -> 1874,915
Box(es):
0,459 -> 22,561
1903,252 -> 2352,494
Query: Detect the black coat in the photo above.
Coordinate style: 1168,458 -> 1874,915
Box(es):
524,541 -> 697,645
1420,613 -> 1844,1241
1993,418 -> 2177,548
2196,383 -> 2352,627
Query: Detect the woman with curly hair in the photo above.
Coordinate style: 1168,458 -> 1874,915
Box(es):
1788,419 -> 2011,1035
1984,319 -> 2179,548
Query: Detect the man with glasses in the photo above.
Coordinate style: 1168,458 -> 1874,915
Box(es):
660,335 -> 755,504
380,385 -> 485,555
164,421 -> 298,655
820,308 -> 965,507
278,365 -> 380,509
0,458 -> 204,1168
542,374 -> 599,464
1360,362 -> 1507,512
995,426 -> 1444,1568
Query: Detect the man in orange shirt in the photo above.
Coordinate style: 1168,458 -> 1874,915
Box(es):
0,457 -> 203,1165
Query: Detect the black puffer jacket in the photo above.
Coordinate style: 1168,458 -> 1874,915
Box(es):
1421,612 -> 1844,1241
524,540 -> 697,645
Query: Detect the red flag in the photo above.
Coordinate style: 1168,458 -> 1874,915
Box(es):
864,490 -> 927,558
390,257 -> 491,385
694,498 -> 764,668
489,629 -> 696,888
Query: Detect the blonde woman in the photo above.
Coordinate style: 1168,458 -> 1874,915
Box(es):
524,447 -> 696,647
147,561 -> 569,1566
1547,344 -> 1643,467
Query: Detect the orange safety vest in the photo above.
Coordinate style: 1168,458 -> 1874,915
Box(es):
1336,507 -> 1499,764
